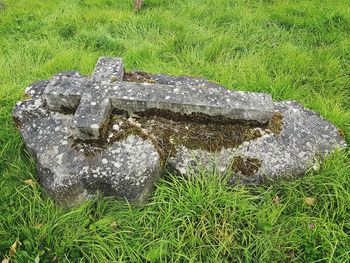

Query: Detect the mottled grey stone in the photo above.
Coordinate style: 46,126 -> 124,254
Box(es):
93,57 -> 124,83
148,73 -> 228,91
43,71 -> 87,112
13,57 -> 347,206
108,81 -> 273,123
167,101 -> 346,183
14,78 -> 161,206
43,58 -> 274,140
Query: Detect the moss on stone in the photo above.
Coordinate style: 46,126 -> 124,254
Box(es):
337,129 -> 345,139
59,105 -> 77,115
268,112 -> 283,134
231,157 -> 262,176
123,71 -> 156,84
71,106 -> 281,165
13,116 -> 22,129
21,93 -> 32,101
108,109 -> 270,164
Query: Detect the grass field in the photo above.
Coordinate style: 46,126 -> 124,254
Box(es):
1,0 -> 350,262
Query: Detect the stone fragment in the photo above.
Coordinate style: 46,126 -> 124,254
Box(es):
108,81 -> 274,124
42,71 -> 87,112
13,73 -> 161,205
13,57 -> 347,206
43,64 -> 274,140
93,57 -> 124,83
167,101 -> 346,184
73,91 -> 111,140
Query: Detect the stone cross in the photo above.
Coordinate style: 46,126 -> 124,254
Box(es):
14,56 -> 347,206
43,57 -> 274,140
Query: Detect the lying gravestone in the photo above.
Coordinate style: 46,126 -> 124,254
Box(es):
13,57 -> 346,206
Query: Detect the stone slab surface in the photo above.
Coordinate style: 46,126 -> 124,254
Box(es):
43,58 -> 274,140
14,80 -> 161,206
43,71 -> 87,112
167,101 -> 347,183
108,81 -> 273,123
13,57 -> 347,205
93,57 -> 124,83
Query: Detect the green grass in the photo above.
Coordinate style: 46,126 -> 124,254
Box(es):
0,0 -> 349,261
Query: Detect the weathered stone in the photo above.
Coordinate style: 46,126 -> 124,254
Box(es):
93,57 -> 124,83
14,79 -> 161,206
43,61 -> 274,140
108,81 -> 273,123
43,71 -> 87,112
167,100 -> 346,183
13,57 -> 347,205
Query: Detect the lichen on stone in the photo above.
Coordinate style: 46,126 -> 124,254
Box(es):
12,57 -> 347,206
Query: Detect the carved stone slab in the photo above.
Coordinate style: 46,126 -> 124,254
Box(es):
13,57 -> 347,206
43,58 -> 274,140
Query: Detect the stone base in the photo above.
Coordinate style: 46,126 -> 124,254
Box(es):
13,57 -> 347,205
